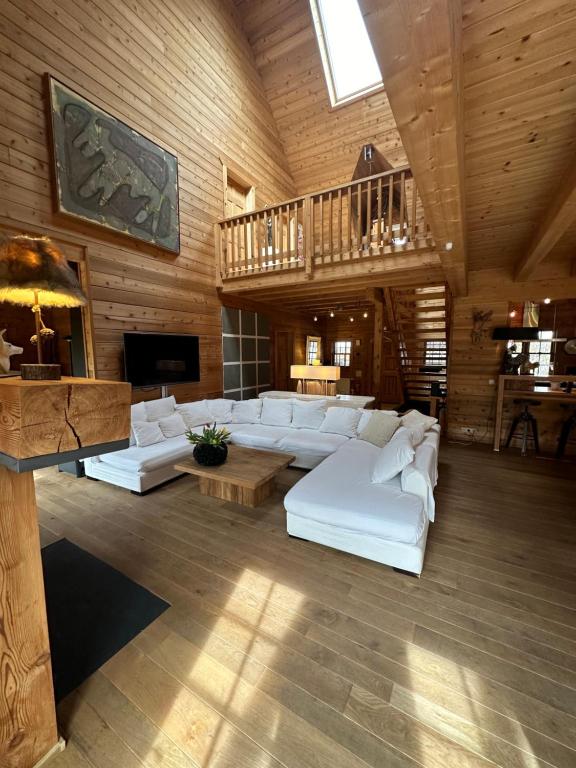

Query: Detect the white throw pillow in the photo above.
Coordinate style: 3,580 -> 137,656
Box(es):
319,407 -> 361,438
207,398 -> 234,424
371,429 -> 415,483
177,400 -> 212,428
261,398 -> 293,427
403,424 -> 426,447
401,409 -> 437,431
232,399 -> 263,424
144,396 -> 176,422
291,399 -> 327,430
358,412 -> 401,448
131,401 -> 147,422
357,409 -> 398,433
158,413 -> 187,438
132,421 -> 166,448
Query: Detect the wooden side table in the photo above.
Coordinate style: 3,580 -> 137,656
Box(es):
0,377 -> 130,768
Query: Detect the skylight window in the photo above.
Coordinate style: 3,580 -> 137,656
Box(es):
310,0 -> 383,107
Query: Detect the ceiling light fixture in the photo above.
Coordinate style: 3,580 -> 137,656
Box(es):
350,316 -> 354,322
543,297 -> 551,304
363,311 -> 368,318
329,310 -> 335,318
509,310 -> 516,318
445,241 -> 454,251
313,315 -> 318,321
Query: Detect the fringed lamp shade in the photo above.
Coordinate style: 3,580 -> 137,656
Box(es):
0,235 -> 87,308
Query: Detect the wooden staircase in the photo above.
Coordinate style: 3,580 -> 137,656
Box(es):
389,285 -> 450,404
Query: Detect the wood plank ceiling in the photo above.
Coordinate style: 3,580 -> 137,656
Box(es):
234,0 -> 576,314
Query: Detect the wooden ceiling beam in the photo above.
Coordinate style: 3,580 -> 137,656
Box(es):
359,0 -> 468,296
514,159 -> 576,281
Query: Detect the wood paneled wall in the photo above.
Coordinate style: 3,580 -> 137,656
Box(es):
447,268 -> 576,453
0,0 -> 295,402
235,0 -> 407,194
323,314 -> 374,396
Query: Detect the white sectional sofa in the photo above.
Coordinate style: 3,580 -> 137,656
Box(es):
84,395 -> 440,574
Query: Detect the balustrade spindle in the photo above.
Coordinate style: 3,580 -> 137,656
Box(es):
377,177 -> 383,251
337,188 -> 342,261
399,171 -> 406,241
387,176 -> 394,243
347,186 -> 352,256
356,182 -> 362,255
411,179 -> 417,241
366,179 -> 372,255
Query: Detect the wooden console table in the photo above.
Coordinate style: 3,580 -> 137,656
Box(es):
0,377 -> 130,768
493,375 -> 576,452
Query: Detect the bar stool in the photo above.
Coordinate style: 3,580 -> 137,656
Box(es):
556,405 -> 576,459
505,399 -> 540,456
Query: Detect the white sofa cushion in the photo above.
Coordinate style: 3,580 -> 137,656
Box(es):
158,413 -> 187,438
261,398 -> 293,427
207,398 -> 234,424
232,399 -> 263,424
144,396 -> 176,422
228,424 -> 291,450
401,409 -> 438,431
371,429 -> 415,483
319,407 -> 361,438
291,399 -> 327,429
132,421 -> 166,448
177,400 -> 212,428
278,428 -> 348,457
284,440 -> 426,545
402,424 -> 426,447
99,434 -> 193,473
358,412 -> 401,447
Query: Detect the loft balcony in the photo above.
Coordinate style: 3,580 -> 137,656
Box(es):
216,166 -> 442,293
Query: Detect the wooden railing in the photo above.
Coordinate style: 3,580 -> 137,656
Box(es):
216,166 -> 431,280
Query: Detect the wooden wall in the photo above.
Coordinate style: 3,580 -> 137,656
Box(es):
0,0 -> 295,402
235,0 -> 407,193
447,268 -> 576,454
323,314 -> 374,396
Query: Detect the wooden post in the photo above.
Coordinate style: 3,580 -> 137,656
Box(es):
0,467 -> 58,768
214,223 -> 223,286
0,377 -> 130,768
493,375 -> 506,451
371,290 -> 384,407
304,196 -> 313,277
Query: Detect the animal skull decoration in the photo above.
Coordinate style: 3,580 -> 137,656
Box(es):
0,329 -> 23,373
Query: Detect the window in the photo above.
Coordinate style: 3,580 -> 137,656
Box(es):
333,340 -> 352,367
424,340 -> 447,368
528,330 -> 553,376
310,0 -> 383,107
306,336 -> 321,365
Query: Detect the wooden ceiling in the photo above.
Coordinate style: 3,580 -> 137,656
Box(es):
234,0 -> 407,194
463,0 -> 576,274
234,0 -> 576,308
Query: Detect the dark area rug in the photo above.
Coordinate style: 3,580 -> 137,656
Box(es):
42,538 -> 169,702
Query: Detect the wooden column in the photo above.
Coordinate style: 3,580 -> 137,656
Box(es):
369,288 -> 385,407
0,468 -> 58,768
0,377 -> 131,767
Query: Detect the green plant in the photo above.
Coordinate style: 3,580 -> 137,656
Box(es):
185,422 -> 231,446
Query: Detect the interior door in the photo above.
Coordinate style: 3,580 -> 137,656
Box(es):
274,331 -> 294,391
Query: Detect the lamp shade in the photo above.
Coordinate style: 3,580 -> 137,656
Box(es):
0,235 -> 87,308
290,364 -> 341,381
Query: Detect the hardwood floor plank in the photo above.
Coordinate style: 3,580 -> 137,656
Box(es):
34,443 -> 576,768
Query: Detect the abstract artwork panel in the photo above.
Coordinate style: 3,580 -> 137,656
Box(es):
47,76 -> 180,253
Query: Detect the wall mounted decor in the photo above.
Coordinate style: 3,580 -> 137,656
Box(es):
471,309 -> 493,345
47,76 -> 180,253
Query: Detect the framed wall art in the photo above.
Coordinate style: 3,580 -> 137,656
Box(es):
47,75 -> 180,253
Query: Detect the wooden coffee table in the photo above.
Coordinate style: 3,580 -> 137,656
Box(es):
175,445 -> 295,508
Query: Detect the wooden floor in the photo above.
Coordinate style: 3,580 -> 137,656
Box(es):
38,443 -> 576,768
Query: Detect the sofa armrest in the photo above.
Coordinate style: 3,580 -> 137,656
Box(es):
401,443 -> 437,522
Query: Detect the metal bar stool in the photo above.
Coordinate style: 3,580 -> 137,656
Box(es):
556,405 -> 576,459
505,399 -> 541,456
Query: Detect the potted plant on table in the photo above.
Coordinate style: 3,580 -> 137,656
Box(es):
186,423 -> 231,466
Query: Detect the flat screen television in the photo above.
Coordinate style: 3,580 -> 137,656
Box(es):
123,332 -> 200,387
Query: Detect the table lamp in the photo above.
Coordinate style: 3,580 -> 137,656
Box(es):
0,234 -> 87,380
290,364 -> 341,395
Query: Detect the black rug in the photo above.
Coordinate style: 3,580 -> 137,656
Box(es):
42,538 -> 169,702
